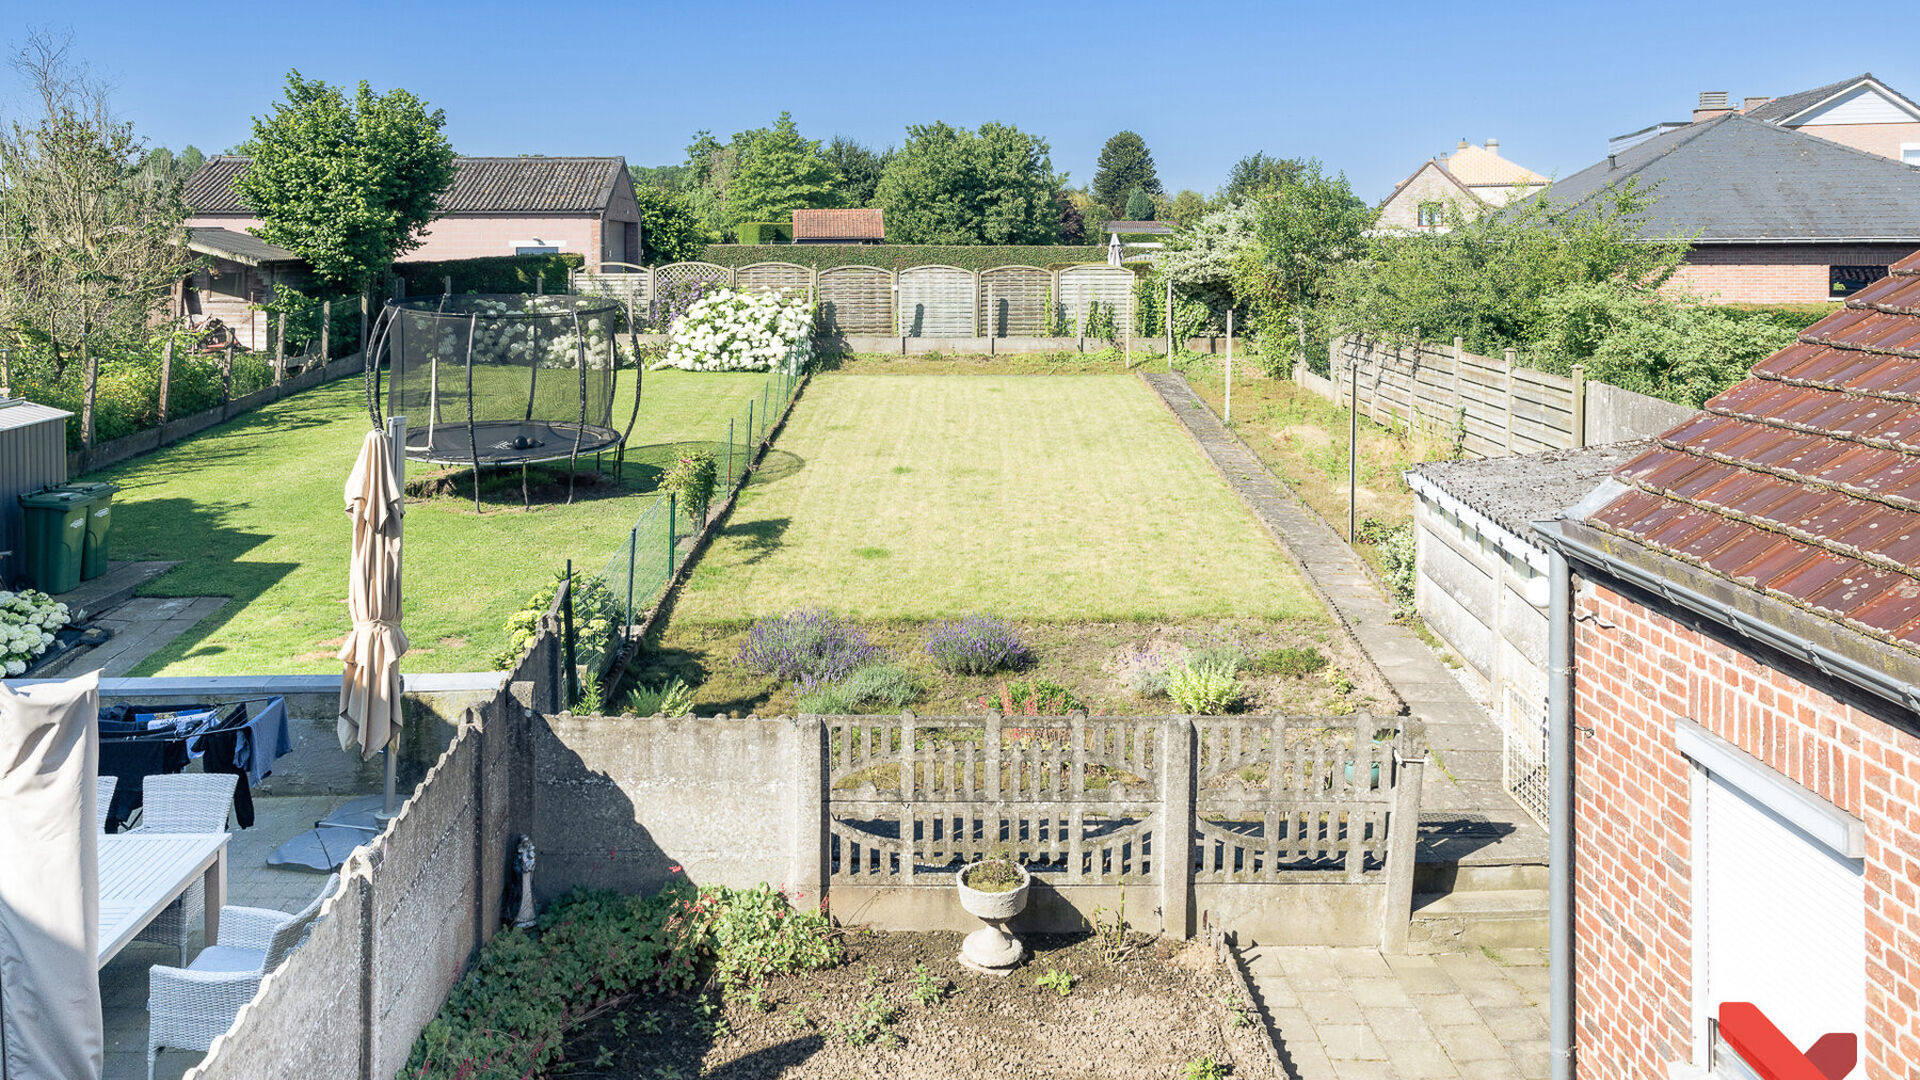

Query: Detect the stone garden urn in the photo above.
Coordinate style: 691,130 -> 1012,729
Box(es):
956,859 -> 1031,975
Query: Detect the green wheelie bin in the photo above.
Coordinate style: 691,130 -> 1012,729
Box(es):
17,488 -> 90,594
60,481 -> 120,581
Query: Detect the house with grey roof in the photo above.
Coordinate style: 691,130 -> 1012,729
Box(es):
1717,73 -> 1920,164
1532,112 -> 1920,304
182,155 -> 642,268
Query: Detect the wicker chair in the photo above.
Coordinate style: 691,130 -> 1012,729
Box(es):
96,776 -> 117,831
131,773 -> 238,962
146,874 -> 338,1080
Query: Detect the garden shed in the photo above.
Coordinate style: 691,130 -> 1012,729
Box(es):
0,397 -> 72,587
1403,440 -> 1645,822
181,227 -> 312,351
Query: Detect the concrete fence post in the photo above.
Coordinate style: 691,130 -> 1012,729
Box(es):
1380,739 -> 1427,953
321,300 -> 332,363
1162,717 -> 1195,940
793,715 -> 828,913
81,343 -> 97,464
275,312 -> 287,386
1503,348 -> 1518,454
1571,363 -> 1588,449
158,338 -> 173,429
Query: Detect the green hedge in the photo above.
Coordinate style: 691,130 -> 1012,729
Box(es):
396,253 -> 586,297
735,222 -> 793,245
1720,302 -> 1837,334
701,244 -> 1109,272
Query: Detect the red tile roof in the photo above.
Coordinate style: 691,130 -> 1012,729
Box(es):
791,208 -> 884,241
1580,248 -> 1920,654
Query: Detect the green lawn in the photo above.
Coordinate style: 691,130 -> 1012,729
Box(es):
92,368 -> 769,675
672,374 -> 1322,624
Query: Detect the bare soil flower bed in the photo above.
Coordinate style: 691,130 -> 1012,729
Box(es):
562,930 -> 1277,1079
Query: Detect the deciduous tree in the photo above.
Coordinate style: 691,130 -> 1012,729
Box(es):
634,184 -> 703,265
1232,160 -> 1373,372
873,122 -> 1060,244
727,112 -> 841,227
824,135 -> 890,207
236,70 -> 455,294
1223,152 -> 1303,201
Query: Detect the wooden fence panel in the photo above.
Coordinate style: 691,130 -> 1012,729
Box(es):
979,266 -> 1050,337
898,266 -> 976,337
734,262 -> 813,297
570,264 -> 652,315
1057,265 -> 1135,340
816,266 -> 894,335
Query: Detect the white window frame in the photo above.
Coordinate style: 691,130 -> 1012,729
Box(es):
1902,142 -> 1920,167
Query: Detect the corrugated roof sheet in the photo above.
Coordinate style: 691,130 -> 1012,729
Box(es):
184,156 -> 625,216
1575,249 -> 1920,655
1517,114 -> 1920,242
791,208 -> 885,240
0,398 -> 74,429
186,227 -> 303,266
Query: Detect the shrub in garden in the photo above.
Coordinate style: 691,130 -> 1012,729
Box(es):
654,287 -> 814,372
662,450 -> 719,523
494,570 -> 618,670
623,677 -> 695,717
1356,519 -> 1417,619
1168,653 -> 1241,714
923,614 -> 1031,675
1117,646 -> 1181,696
1249,645 -> 1328,679
978,678 -> 1084,715
738,607 -> 881,683
795,663 -> 924,714
1,590 -> 68,676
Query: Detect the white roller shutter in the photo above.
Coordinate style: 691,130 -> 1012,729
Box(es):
1702,769 -> 1865,1054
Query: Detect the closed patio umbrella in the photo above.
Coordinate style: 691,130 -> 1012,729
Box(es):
338,427 -> 408,763
0,671 -> 102,1080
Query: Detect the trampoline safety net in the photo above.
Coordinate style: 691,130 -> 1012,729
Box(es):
380,294 -> 625,466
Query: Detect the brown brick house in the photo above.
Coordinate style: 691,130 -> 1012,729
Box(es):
1535,114 -> 1920,305
1533,252 -> 1920,1077
182,155 -> 642,266
1376,139 -> 1547,232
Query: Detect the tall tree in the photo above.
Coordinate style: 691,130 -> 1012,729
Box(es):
873,122 -> 1060,244
1232,160 -> 1374,371
1092,131 -> 1162,215
236,71 -> 455,293
825,136 -> 890,206
1223,152 -> 1303,201
633,184 -> 703,265
0,33 -> 195,368
1167,189 -> 1208,227
727,112 -> 841,227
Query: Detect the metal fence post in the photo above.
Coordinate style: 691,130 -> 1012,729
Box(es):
561,562 -> 579,708
727,417 -> 735,484
746,399 -> 755,462
626,527 -> 638,633
666,493 -> 678,580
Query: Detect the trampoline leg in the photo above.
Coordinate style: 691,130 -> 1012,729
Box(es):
472,462 -> 482,514
522,464 -> 530,509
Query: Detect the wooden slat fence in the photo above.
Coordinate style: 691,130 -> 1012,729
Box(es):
979,266 -> 1051,337
1329,335 -> 1586,458
734,261 -> 813,297
898,265 -> 977,337
1057,265 -> 1136,340
817,266 -> 895,335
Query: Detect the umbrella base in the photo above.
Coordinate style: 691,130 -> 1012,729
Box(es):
266,795 -> 388,872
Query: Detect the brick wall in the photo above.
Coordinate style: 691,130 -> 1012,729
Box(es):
1667,242 -> 1919,304
1795,122 -> 1920,161
1376,164 -> 1481,231
1571,578 -> 1920,1078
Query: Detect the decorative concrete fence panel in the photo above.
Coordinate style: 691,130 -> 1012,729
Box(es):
816,266 -> 895,335
1057,265 -> 1136,340
733,261 -> 814,298
898,266 -> 977,337
978,266 -> 1051,337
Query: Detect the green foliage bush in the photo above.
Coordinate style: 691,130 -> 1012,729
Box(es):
9,341 -> 275,450
396,253 -> 586,297
622,677 -> 695,717
701,244 -> 1107,272
405,884 -> 841,1080
1356,519 -> 1417,620
978,678 -> 1084,715
494,569 -> 618,672
662,451 -> 719,524
795,662 -> 925,713
1168,653 -> 1241,714
1250,645 -> 1328,679
735,222 -> 794,245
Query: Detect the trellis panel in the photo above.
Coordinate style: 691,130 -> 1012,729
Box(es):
978,266 -> 1050,337
898,265 -> 976,338
733,262 -> 813,298
652,261 -> 732,295
816,266 -> 894,335
1056,265 -> 1135,340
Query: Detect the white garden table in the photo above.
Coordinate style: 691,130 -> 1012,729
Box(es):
96,832 -> 230,968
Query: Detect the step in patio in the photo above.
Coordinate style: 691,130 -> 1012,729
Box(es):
1408,888 -> 1550,952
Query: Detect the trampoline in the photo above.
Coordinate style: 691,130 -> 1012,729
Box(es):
366,293 -> 641,505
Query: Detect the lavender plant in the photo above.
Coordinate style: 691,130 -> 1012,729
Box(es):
923,614 -> 1031,675
738,608 -> 882,683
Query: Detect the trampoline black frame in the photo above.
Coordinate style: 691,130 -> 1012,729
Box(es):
365,293 -> 645,508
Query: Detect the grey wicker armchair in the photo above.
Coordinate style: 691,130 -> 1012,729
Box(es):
146,873 -> 338,1080
131,772 -> 238,961
96,775 -> 117,832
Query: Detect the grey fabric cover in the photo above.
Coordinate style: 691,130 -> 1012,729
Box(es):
0,671 -> 103,1080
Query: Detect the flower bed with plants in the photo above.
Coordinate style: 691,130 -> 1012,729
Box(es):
654,287 -> 814,373
2,590 -> 70,676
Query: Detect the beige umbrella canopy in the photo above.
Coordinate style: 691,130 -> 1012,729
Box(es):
338,428 -> 408,761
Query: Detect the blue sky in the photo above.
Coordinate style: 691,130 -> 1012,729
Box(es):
14,0 -> 1920,203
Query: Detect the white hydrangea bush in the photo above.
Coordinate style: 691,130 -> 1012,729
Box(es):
655,288 -> 814,373
1,589 -> 69,676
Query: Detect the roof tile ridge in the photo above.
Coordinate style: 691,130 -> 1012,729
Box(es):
1748,363 -> 1920,404
1707,388 -> 1920,452
1653,423 -> 1920,530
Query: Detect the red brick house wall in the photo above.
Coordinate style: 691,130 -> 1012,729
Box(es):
1571,578 -> 1920,1078
1667,243 -> 1919,304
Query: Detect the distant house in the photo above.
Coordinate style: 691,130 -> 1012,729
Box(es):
791,208 -> 884,245
1532,253 -> 1920,1079
1696,74 -> 1920,164
179,227 -> 313,351
1533,113 -> 1920,304
182,155 -> 643,266
1377,139 -> 1548,232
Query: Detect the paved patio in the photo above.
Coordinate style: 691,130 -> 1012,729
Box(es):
101,794 -> 360,1080
1242,945 -> 1551,1080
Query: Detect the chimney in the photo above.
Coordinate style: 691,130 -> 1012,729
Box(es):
1694,90 -> 1732,122
1457,138 -> 1470,150
1742,96 -> 1773,113
1486,138 -> 1500,156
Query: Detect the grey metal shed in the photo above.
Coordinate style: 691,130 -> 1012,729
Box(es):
0,398 -> 73,586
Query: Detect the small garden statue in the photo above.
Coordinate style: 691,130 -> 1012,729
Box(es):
513,836 -> 537,929
955,855 -> 1031,975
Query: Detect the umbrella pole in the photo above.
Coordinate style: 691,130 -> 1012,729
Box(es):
380,415 -> 406,820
